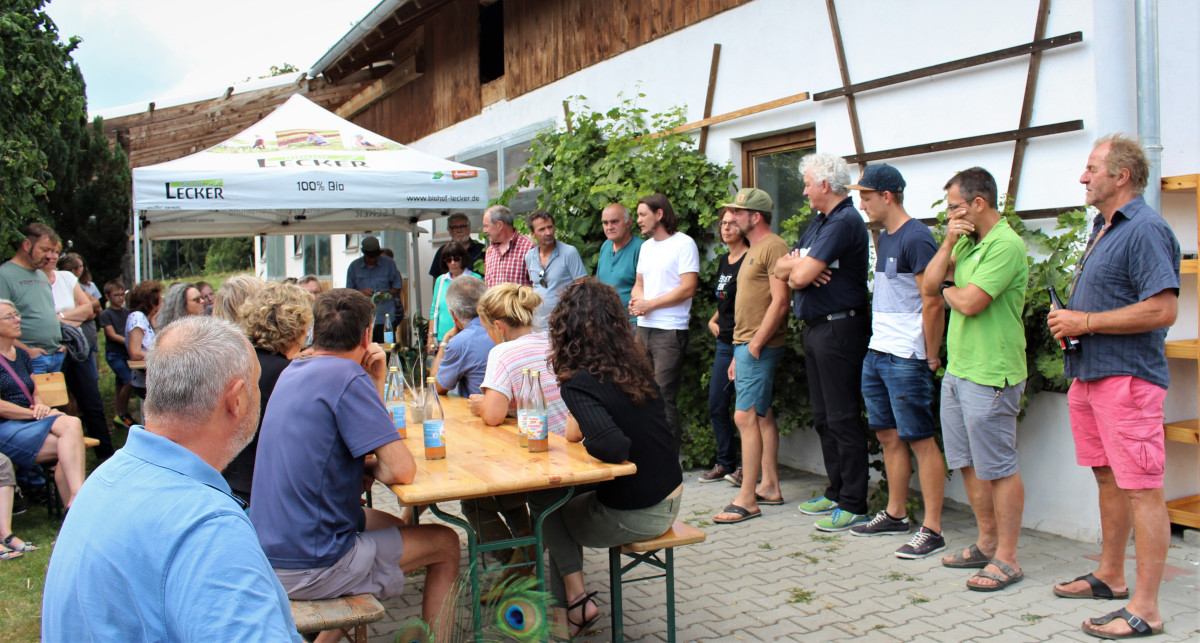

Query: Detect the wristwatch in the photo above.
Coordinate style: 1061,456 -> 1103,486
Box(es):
939,281 -> 954,295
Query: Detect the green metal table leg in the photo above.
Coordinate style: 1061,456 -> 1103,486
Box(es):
609,548 -> 624,641
665,548 -> 675,643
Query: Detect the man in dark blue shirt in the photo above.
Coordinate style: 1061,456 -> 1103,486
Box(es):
1047,135 -> 1179,639
345,236 -> 405,343
775,152 -> 871,532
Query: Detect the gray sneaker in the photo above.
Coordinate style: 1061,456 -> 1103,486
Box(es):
894,526 -> 947,559
850,510 -> 910,537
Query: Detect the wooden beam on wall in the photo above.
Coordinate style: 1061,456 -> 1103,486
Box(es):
825,0 -> 865,159
650,91 -> 810,138
698,43 -> 722,154
1006,0 -> 1053,203
335,55 -> 424,120
842,119 -> 1083,165
812,31 -> 1082,102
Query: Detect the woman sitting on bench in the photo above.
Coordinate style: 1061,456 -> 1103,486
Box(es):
0,299 -> 86,512
536,279 -> 683,637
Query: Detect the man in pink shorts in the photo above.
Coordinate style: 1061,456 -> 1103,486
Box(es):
1047,134 -> 1180,639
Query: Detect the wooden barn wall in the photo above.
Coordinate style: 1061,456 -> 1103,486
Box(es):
353,0 -> 481,145
355,0 -> 750,144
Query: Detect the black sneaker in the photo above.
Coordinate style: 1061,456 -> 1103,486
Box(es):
724,466 -> 743,486
698,464 -> 731,483
849,510 -> 910,537
894,526 -> 946,559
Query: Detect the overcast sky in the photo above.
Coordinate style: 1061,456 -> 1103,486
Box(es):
44,0 -> 380,114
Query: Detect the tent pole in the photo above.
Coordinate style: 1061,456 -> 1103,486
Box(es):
410,229 -> 423,347
133,210 -> 142,283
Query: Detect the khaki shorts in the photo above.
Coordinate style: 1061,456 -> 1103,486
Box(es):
274,527 -> 407,600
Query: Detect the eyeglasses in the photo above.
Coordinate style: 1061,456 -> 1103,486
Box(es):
449,225 -> 469,231
947,200 -> 970,213
445,257 -> 463,263
188,297 -> 203,304
0,313 -> 19,322
108,292 -> 125,298
538,270 -> 547,288
601,220 -> 623,227
720,221 -> 739,228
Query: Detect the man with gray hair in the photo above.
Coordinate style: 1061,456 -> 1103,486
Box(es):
429,212 -> 486,279
431,274 -> 495,396
596,202 -> 644,320
481,205 -> 534,288
42,316 -> 301,641
775,152 -> 872,532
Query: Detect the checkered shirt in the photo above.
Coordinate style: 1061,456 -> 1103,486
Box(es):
484,234 -> 535,288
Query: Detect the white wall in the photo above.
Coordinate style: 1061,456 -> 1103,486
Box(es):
329,0 -> 1199,542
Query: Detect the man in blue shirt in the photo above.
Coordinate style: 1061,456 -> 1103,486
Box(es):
432,275 -> 494,396
42,316 -> 301,641
251,289 -> 459,642
1047,135 -> 1179,639
775,152 -> 872,532
524,209 -> 587,327
596,203 -> 644,321
346,235 -> 405,342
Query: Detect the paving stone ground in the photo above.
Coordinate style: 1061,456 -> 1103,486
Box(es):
365,467 -> 1199,642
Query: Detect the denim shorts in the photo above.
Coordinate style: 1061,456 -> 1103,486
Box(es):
105,352 -> 133,387
861,349 -> 935,441
733,344 -> 785,416
30,351 -> 65,375
941,373 -> 1025,481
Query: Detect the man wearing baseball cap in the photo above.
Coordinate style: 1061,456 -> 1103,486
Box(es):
713,188 -> 791,525
345,235 -> 405,343
845,165 -> 948,559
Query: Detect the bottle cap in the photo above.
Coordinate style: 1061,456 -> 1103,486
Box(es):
531,370 -> 540,377
389,366 -> 399,372
426,376 -> 436,383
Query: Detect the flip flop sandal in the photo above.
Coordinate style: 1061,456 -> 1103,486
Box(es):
1081,608 -> 1164,639
755,494 -> 785,506
966,559 -> 1024,592
2,534 -> 36,553
0,548 -> 22,561
1054,573 -> 1130,600
941,543 -> 992,568
714,503 -> 762,524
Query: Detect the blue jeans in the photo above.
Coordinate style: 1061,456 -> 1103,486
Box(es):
861,350 -> 935,441
30,351 -> 65,375
707,341 -> 738,470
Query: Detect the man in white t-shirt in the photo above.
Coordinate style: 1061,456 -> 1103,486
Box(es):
629,193 -> 699,445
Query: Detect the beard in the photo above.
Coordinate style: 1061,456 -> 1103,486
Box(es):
220,406 -> 261,469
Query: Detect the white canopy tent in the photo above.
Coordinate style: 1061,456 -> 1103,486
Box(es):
131,94 -> 489,316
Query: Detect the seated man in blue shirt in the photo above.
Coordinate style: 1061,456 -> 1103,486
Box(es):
250,289 -> 459,643
431,274 -> 494,397
42,316 -> 301,641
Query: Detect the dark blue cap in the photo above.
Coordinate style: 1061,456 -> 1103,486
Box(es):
846,164 -> 905,194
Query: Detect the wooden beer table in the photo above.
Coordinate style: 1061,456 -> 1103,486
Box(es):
388,394 -> 636,640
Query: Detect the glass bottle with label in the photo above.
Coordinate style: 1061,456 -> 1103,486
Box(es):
387,366 -> 407,438
517,368 -> 532,448
527,370 -> 548,453
383,313 -> 394,344
423,376 -> 446,460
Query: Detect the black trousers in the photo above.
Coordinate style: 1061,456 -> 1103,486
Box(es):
802,314 -> 870,515
63,347 -> 114,462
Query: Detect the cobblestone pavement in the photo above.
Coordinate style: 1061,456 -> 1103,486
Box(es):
366,467 -> 1199,642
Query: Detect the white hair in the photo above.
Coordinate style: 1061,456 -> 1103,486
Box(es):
143,316 -> 255,426
800,153 -> 852,196
446,275 -> 486,322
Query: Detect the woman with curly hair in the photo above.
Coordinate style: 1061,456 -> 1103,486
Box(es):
536,279 -> 682,636
125,280 -> 163,399
222,282 -> 313,504
156,282 -> 204,329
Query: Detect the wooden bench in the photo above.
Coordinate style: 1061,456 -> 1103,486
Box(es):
290,594 -> 386,643
608,520 -> 706,642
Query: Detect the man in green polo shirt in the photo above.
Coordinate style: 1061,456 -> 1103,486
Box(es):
0,223 -> 65,373
921,167 -> 1028,593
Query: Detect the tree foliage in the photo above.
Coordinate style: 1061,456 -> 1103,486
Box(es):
0,0 -> 87,249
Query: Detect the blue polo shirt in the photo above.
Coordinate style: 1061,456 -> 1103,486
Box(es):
597,236 -> 644,317
791,197 -> 870,321
436,316 -> 495,396
42,427 -> 300,641
1065,195 -> 1180,389
525,240 -> 587,326
346,255 -> 405,323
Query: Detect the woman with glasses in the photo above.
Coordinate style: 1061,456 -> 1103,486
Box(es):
157,283 -> 205,329
698,210 -> 749,485
427,243 -> 479,354
0,299 -> 86,515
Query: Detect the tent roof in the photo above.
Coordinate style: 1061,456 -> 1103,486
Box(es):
132,95 -> 489,239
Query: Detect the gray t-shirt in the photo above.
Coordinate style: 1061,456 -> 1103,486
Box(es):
0,261 -> 61,352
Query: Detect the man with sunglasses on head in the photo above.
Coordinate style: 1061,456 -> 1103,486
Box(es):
523,209 -> 586,328
429,213 -> 485,279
